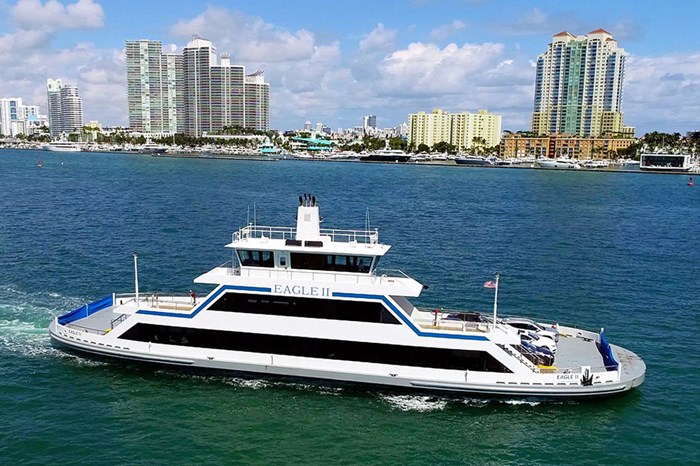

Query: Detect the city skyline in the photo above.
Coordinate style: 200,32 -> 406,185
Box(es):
0,0 -> 698,134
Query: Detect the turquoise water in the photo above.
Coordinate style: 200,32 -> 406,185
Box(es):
1,149 -> 698,464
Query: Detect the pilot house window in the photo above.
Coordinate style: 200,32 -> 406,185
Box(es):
238,250 -> 274,268
291,253 -> 374,273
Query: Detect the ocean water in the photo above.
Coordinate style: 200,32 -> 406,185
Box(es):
0,149 -> 698,465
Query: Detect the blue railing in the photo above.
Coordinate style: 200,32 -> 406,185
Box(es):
58,295 -> 114,325
597,331 -> 619,371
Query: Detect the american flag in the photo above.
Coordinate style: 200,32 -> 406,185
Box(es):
484,281 -> 497,289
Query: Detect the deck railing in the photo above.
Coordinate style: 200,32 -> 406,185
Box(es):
233,225 -> 380,244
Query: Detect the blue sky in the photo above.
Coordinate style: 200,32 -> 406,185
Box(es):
1,0 -> 699,135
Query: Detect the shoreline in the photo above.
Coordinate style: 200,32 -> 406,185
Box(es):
3,145 -> 697,175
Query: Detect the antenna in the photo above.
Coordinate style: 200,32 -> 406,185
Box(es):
246,205 -> 250,225
365,207 -> 371,232
253,202 -> 257,227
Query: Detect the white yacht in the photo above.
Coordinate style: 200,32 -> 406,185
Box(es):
536,157 -> 581,169
49,197 -> 645,397
138,141 -> 168,154
43,140 -> 82,152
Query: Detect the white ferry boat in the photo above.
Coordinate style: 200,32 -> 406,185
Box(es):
43,140 -> 82,152
49,197 -> 645,397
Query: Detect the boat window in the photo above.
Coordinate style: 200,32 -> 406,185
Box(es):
208,292 -> 400,325
237,250 -> 274,268
291,253 -> 375,273
121,323 -> 512,373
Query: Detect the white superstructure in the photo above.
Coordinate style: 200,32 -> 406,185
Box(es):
49,196 -> 645,397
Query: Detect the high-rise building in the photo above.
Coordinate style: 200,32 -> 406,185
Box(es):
244,70 -> 269,131
531,29 -> 627,137
126,35 -> 270,138
0,97 -> 22,136
362,115 -> 377,133
451,110 -> 502,150
46,79 -> 83,138
125,40 -> 183,134
408,109 -> 452,149
182,36 -> 266,137
408,109 -> 502,151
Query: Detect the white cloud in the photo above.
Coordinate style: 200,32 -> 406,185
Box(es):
12,0 -> 104,31
358,23 -> 396,52
169,6 -> 315,63
429,20 -> 468,42
624,53 -> 700,133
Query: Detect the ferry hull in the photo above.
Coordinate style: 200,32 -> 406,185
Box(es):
49,319 -> 645,398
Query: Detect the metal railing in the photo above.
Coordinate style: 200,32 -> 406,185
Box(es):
232,225 -> 380,244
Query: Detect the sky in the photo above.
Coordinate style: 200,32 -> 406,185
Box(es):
1,0 -> 699,135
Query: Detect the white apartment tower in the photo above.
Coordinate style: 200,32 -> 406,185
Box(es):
125,40 -> 183,134
245,70 -> 270,131
531,29 -> 627,137
47,79 -> 83,139
183,35 -> 257,137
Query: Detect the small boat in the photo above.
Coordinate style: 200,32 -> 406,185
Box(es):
455,155 -> 494,166
36,160 -> 42,168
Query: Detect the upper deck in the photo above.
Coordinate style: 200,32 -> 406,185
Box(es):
227,224 -> 391,256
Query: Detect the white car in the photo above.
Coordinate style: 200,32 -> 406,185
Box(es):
519,331 -> 557,354
504,317 -> 560,342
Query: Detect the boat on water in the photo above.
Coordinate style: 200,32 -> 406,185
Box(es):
360,148 -> 412,163
639,153 -> 691,172
49,197 -> 645,397
43,140 -> 82,152
536,157 -> 581,169
455,155 -> 494,167
138,141 -> 168,154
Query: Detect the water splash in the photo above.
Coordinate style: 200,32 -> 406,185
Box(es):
379,394 -> 449,412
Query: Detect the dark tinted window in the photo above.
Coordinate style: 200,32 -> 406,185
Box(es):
291,253 -> 374,273
208,293 -> 400,324
238,250 -> 274,268
121,323 -> 511,373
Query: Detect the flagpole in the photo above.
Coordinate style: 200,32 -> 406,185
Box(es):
134,252 -> 139,306
492,273 -> 499,332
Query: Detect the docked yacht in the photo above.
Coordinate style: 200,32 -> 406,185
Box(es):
537,157 -> 581,169
49,197 -> 645,397
360,148 -> 412,163
43,140 -> 82,152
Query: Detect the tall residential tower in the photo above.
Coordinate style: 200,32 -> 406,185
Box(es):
531,29 -> 627,137
47,79 -> 83,139
125,40 -> 183,134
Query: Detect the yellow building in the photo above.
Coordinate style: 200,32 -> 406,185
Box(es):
408,109 -> 451,149
408,108 -> 502,151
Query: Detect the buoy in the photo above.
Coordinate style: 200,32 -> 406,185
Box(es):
689,177 -> 694,187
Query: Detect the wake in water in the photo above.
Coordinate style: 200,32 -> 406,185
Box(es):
0,283 -> 105,366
